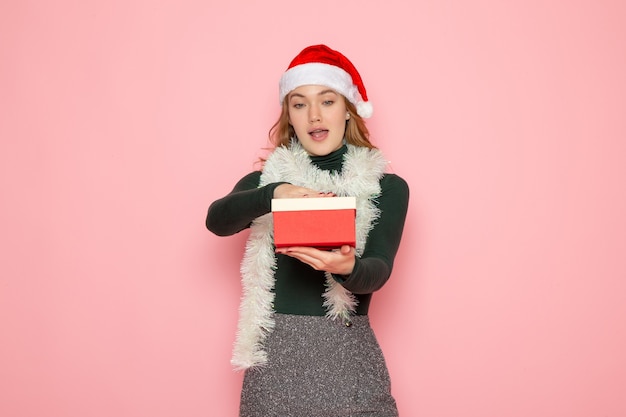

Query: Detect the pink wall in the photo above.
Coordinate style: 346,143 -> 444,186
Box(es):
1,1 -> 625,416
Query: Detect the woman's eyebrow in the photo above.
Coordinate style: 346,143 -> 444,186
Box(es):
288,90 -> 337,102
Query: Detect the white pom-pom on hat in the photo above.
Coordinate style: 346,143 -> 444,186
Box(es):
279,45 -> 373,118
356,101 -> 373,119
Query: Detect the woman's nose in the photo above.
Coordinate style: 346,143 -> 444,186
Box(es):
309,106 -> 321,123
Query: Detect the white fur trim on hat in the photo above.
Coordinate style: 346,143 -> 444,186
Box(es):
279,62 -> 371,118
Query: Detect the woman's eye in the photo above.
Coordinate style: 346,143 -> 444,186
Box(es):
322,100 -> 334,106
292,103 -> 304,109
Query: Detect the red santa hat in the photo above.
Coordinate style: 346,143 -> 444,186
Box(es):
279,44 -> 373,118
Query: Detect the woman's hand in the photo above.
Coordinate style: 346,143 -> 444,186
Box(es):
273,183 -> 335,199
275,245 -> 356,276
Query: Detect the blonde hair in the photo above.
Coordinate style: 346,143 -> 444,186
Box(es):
268,96 -> 376,150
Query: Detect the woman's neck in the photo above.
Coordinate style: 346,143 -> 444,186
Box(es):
309,144 -> 347,172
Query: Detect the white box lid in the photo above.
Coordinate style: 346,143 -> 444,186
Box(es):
271,196 -> 356,212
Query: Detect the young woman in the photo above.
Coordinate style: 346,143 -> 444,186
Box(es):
206,44 -> 409,417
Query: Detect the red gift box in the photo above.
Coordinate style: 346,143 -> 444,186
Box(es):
272,197 -> 356,250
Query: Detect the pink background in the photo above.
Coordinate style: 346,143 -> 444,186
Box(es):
1,1 -> 625,416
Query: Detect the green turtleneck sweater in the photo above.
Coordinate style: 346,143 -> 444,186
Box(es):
206,145 -> 409,316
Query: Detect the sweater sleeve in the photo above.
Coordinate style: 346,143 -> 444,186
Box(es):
332,174 -> 409,294
205,171 -> 287,236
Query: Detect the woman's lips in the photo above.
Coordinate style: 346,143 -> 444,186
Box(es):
309,129 -> 329,141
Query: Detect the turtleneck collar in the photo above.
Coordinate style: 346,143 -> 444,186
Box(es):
309,144 -> 347,172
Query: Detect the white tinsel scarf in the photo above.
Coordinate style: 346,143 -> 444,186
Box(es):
231,141 -> 387,370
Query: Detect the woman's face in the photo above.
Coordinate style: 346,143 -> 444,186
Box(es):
287,85 -> 349,156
